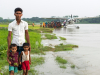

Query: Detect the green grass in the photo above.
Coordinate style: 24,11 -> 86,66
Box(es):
54,43 -> 78,52
59,37 -> 66,40
29,31 -> 42,49
31,57 -> 45,66
30,43 -> 78,54
41,46 -> 54,51
31,46 -> 55,54
28,25 -> 40,29
60,65 -> 66,69
45,34 -> 57,39
28,28 -> 53,33
71,64 -> 75,68
0,57 -> 8,69
56,56 -> 67,69
56,56 -> 67,64
0,25 -> 8,27
28,25 -> 54,33
0,57 -> 9,75
0,29 -> 8,59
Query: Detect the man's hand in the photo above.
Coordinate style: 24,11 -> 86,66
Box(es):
29,62 -> 31,65
29,46 -> 31,51
18,61 -> 21,66
25,30 -> 31,51
7,31 -> 12,56
20,62 -> 21,65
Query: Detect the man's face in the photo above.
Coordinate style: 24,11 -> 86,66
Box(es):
14,11 -> 22,20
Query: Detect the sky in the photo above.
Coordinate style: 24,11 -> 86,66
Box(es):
0,0 -> 100,19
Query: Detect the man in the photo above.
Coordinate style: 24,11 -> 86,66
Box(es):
32,22 -> 34,27
7,7 -> 31,71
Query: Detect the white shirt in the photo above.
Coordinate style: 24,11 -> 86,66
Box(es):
8,20 -> 28,46
22,51 -> 29,62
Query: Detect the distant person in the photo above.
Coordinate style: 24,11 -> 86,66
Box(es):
55,22 -> 57,28
7,7 -> 31,71
63,20 -> 66,26
32,22 -> 34,27
52,21 -> 55,28
59,22 -> 61,27
7,44 -> 19,75
51,21 -> 53,28
48,22 -> 50,28
19,43 -> 31,75
40,22 -> 42,27
43,22 -> 45,28
49,22 -> 51,28
45,22 -> 48,28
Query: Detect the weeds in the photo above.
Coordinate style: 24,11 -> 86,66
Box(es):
60,65 -> 66,69
56,56 -> 67,64
71,64 -> 75,68
56,56 -> 67,69
54,44 -> 78,52
45,34 -> 57,39
59,37 -> 66,40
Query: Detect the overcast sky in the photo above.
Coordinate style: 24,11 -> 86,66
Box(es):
0,0 -> 100,19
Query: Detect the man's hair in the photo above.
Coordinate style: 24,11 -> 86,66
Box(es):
23,43 -> 29,47
10,44 -> 17,48
14,7 -> 23,13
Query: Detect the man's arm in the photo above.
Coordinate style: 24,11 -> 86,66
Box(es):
25,30 -> 31,51
18,52 -> 23,65
7,54 -> 11,65
7,31 -> 12,57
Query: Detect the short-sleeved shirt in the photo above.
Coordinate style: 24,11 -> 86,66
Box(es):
8,20 -> 28,46
9,52 -> 19,67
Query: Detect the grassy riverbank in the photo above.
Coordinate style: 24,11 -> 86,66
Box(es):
0,24 -> 78,75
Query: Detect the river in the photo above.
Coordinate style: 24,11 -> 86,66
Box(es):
36,24 -> 100,75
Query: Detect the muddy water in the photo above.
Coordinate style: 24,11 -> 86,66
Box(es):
53,24 -> 100,75
36,24 -> 100,75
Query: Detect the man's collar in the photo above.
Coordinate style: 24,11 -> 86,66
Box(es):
15,20 -> 23,24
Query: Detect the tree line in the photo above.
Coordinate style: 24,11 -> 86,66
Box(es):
0,17 -> 59,25
0,16 -> 100,25
78,17 -> 100,24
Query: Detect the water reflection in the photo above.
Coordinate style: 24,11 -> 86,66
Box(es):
53,27 -> 79,34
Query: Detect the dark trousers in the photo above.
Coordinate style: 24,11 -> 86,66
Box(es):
17,46 -> 24,70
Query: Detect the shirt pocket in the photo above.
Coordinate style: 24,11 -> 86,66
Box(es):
13,27 -> 17,31
20,27 -> 24,33
12,27 -> 18,34
20,24 -> 24,32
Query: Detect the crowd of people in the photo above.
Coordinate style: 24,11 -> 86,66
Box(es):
40,21 -> 62,28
